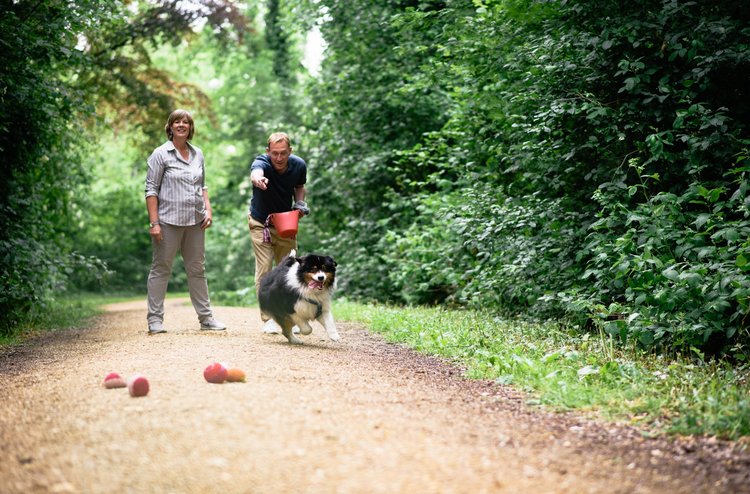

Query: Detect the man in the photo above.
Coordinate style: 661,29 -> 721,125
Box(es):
248,132 -> 310,333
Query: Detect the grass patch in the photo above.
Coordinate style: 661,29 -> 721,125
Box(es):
0,292 -> 143,347
212,287 -> 257,307
334,300 -> 750,440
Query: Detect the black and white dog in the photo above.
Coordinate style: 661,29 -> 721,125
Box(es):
258,250 -> 339,344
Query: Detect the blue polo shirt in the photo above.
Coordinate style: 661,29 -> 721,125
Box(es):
249,153 -> 307,222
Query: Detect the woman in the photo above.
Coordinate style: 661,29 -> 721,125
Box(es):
144,109 -> 226,334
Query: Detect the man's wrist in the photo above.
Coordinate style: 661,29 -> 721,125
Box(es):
149,220 -> 160,228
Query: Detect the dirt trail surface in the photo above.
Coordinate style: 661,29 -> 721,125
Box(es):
1,299 -> 748,493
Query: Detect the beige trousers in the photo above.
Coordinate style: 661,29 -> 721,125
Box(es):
248,215 -> 297,321
147,223 -> 213,325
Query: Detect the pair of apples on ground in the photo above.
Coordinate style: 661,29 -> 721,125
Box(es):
102,363 -> 246,397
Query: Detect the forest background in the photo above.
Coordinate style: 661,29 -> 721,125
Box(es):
2,0 -> 749,361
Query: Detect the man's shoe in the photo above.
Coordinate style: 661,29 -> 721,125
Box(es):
200,318 -> 227,331
148,322 -> 167,335
261,320 -> 300,334
261,320 -> 281,334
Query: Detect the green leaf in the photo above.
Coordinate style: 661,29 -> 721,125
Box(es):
662,267 -> 679,281
693,214 -> 710,229
577,365 -> 600,379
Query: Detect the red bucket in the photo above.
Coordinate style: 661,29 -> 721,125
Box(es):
270,210 -> 302,238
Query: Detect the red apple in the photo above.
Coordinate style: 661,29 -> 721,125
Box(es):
203,362 -> 228,384
103,372 -> 126,389
127,375 -> 150,397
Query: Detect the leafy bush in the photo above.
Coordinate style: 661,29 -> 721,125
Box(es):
572,154 -> 750,352
0,2 -> 107,334
381,183 -> 588,316
301,0 -> 750,355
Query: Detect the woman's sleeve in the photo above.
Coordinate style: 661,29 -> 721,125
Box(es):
145,150 -> 165,198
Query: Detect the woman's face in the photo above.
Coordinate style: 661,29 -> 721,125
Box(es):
171,117 -> 191,140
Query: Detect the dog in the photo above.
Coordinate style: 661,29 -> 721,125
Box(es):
258,250 -> 339,344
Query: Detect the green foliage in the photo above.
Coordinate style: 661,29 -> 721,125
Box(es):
293,0 -> 452,298
147,15 -> 299,295
70,4 -> 300,299
265,0 -> 293,81
381,184 -> 587,312
81,0 -> 249,149
541,0 -> 750,352
297,0 -> 750,355
0,1 -> 113,334
74,185 -> 151,290
0,1 -> 253,335
6,0 -> 749,358
575,154 -> 750,352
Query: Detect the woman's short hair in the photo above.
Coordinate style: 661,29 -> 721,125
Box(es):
267,132 -> 291,148
165,109 -> 195,141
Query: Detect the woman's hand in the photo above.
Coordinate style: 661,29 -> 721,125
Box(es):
149,224 -> 163,242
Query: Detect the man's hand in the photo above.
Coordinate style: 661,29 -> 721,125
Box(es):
293,200 -> 310,216
252,176 -> 269,190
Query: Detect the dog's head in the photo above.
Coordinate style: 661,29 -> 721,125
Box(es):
296,254 -> 337,291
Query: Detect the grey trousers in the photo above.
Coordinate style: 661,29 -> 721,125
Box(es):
147,223 -> 213,325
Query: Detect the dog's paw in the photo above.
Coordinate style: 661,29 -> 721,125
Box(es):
328,332 -> 340,342
288,335 -> 303,345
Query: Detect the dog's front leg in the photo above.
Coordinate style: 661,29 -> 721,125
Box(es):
319,311 -> 339,342
292,315 -> 314,335
299,321 -> 314,335
282,324 -> 303,345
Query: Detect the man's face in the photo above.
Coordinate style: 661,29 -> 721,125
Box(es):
267,140 -> 291,172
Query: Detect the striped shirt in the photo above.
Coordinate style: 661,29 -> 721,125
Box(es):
145,140 -> 207,226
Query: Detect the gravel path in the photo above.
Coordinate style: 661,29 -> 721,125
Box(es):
1,299 -> 748,493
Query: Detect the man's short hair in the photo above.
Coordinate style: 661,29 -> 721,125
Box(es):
267,132 -> 291,148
